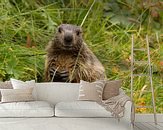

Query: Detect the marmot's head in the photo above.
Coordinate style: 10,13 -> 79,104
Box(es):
53,24 -> 83,51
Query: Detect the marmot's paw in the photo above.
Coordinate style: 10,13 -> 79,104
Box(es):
59,70 -> 69,81
49,68 -> 69,82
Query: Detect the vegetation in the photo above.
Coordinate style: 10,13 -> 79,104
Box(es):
0,0 -> 162,113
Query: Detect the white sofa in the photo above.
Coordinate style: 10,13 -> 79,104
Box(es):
0,82 -> 133,130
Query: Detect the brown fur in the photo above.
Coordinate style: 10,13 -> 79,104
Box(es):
44,24 -> 106,83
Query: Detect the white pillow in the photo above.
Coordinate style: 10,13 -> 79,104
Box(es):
10,78 -> 35,89
0,101 -> 54,117
10,78 -> 37,100
55,101 -> 112,117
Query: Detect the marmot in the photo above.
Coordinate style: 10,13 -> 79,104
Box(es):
44,24 -> 105,83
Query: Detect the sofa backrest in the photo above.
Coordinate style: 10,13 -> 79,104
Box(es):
35,82 -> 80,105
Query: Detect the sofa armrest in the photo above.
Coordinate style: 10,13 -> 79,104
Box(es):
122,101 -> 132,122
117,101 -> 134,129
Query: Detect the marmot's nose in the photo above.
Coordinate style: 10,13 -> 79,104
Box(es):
64,34 -> 73,43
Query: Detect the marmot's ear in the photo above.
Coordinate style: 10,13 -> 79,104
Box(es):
78,26 -> 82,31
80,27 -> 83,33
78,26 -> 83,34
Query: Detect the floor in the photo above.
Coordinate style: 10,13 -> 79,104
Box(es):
134,122 -> 163,130
0,114 -> 162,130
134,114 -> 163,130
0,117 -> 133,130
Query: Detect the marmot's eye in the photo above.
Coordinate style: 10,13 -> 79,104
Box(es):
58,27 -> 62,33
76,30 -> 81,36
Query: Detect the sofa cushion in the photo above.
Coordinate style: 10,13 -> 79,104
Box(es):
0,101 -> 54,117
1,88 -> 34,103
55,101 -> 112,117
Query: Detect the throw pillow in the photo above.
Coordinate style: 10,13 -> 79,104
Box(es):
102,80 -> 121,100
0,81 -> 13,101
78,80 -> 105,102
1,88 -> 34,103
10,78 -> 35,89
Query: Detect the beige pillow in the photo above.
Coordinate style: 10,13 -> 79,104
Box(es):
0,81 -> 13,101
78,80 -> 105,102
102,80 -> 121,100
1,88 -> 34,103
